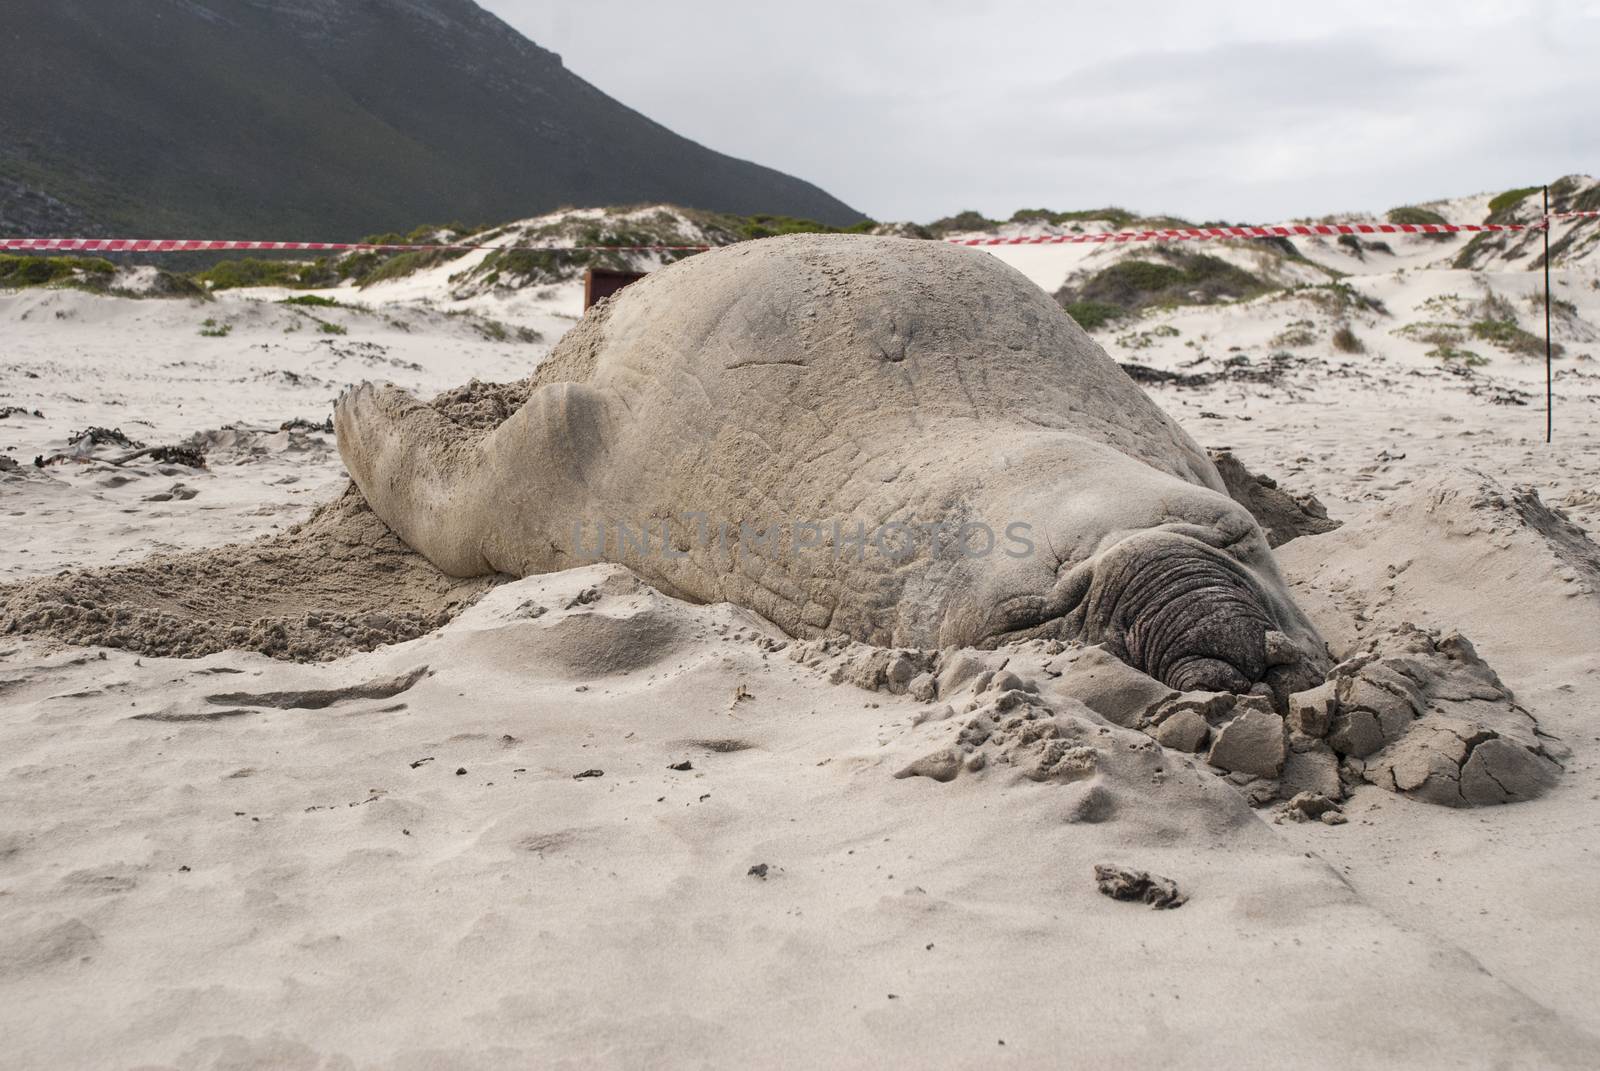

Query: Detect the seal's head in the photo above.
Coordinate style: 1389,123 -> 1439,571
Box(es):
949,436 -> 1328,701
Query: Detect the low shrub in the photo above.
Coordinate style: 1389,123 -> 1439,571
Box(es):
1062,301 -> 1126,331
0,254 -> 115,289
1271,322 -> 1317,348
733,214 -> 875,240
1295,280 -> 1387,316
1386,205 -> 1453,242
1009,206 -> 1139,228
1394,322 -> 1468,347
192,257 -> 338,290
1331,324 -> 1364,353
1427,344 -> 1486,366
1486,186 -> 1540,222
1114,324 -> 1181,349
1468,316 -> 1549,358
356,248 -> 455,288
926,210 -> 998,234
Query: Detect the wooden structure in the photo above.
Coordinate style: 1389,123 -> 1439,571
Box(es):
584,267 -> 648,310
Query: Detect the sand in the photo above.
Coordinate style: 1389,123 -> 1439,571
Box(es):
0,375 -> 544,662
3,210 -> 1600,1068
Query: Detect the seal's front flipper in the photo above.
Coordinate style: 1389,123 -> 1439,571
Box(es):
335,382 -> 494,575
471,382 -> 617,576
335,380 -> 615,579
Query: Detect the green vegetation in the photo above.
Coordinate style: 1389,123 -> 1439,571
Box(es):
144,271 -> 209,300
0,254 -> 115,289
1487,186 -> 1540,222
442,309 -> 542,344
360,222 -> 486,246
1271,320 -> 1317,348
1451,233 -> 1491,270
730,214 -> 876,240
1468,316 -> 1544,357
1394,322 -> 1467,346
1114,324 -> 1181,350
1062,301 -> 1127,331
2,254 -> 211,300
471,248 -> 563,286
1392,292 -> 1557,361
318,320 -> 346,335
356,248 -> 454,288
1009,206 -> 1139,228
1386,205 -> 1447,227
1426,344 -> 1486,366
198,318 -> 231,337
1254,235 -> 1318,264
459,211 -> 707,291
1455,185 -> 1557,267
1466,292 -> 1553,357
1334,234 -> 1394,259
929,206 -> 1200,237
188,223 -> 486,293
1534,182 -> 1600,266
191,257 -> 339,290
280,294 -> 339,307
1289,280 -> 1387,316
1056,249 -> 1272,326
1331,324 -> 1365,354
1386,205 -> 1452,242
1538,294 -> 1580,319
347,205 -> 888,296
1572,183 -> 1600,213
926,210 -> 998,234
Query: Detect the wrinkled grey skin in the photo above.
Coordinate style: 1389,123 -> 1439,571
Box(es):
336,234 -> 1328,696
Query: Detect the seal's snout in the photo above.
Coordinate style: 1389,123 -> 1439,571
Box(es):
1080,530 -> 1287,694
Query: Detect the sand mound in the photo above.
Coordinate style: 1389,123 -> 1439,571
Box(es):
429,563 -> 784,686
0,377 -> 541,662
1277,469 -> 1600,679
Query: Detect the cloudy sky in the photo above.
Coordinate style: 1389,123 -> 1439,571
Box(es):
483,0 -> 1598,225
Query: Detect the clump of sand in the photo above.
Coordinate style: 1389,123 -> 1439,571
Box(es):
1208,448 -> 1341,547
1,378 -> 539,662
790,608 -> 1565,810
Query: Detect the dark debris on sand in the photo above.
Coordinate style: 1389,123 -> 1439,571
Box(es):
1093,864 -> 1187,909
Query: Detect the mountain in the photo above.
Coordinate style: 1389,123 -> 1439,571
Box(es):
0,0 -> 864,239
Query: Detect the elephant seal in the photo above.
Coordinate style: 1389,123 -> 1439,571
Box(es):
336,234 -> 1327,696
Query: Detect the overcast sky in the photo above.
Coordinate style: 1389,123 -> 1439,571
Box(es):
483,0 -> 1598,224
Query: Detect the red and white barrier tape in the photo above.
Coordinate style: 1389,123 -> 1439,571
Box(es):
944,221 -> 1533,246
0,237 -> 711,254
947,211 -> 1597,246
1,211 -> 1592,256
